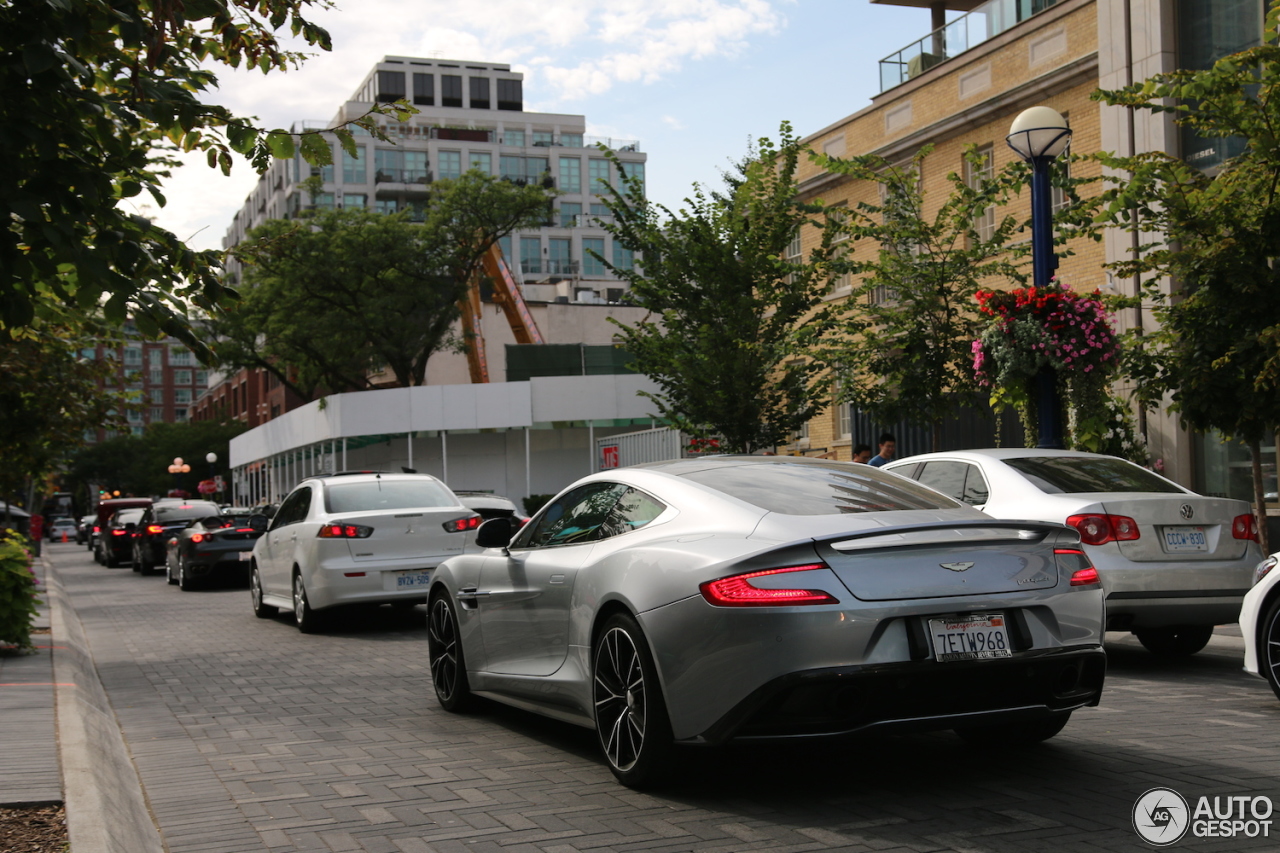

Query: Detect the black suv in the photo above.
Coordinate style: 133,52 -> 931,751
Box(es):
131,500 -> 221,575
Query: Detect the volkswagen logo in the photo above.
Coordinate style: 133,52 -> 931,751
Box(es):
1180,504 -> 1194,520
940,561 -> 974,572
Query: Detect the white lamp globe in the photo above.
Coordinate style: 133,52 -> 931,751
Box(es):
1007,106 -> 1072,160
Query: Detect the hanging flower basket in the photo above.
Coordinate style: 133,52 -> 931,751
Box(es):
971,283 -> 1121,450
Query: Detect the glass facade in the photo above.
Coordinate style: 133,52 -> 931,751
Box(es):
1178,0 -> 1262,169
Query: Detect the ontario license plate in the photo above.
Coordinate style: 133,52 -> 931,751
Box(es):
394,570 -> 432,589
1162,526 -> 1207,552
238,550 -> 253,561
929,614 -> 1012,662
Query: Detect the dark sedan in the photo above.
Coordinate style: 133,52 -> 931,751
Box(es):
131,500 -> 221,575
98,508 -> 145,567
165,512 -> 268,590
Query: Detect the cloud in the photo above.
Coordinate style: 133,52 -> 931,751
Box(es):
662,115 -> 685,130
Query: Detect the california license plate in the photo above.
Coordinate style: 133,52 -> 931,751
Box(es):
238,550 -> 253,561
394,570 -> 432,589
929,614 -> 1012,662
1162,526 -> 1207,552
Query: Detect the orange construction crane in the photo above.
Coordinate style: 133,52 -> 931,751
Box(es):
459,242 -> 545,383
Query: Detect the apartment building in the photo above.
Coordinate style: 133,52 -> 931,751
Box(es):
222,56 -> 646,306
787,0 -> 1273,504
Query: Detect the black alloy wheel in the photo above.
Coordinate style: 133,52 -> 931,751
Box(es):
1260,596 -> 1280,701
956,711 -> 1072,747
1134,625 -> 1214,656
592,613 -> 674,788
427,592 -> 474,712
292,572 -> 324,633
251,568 -> 277,618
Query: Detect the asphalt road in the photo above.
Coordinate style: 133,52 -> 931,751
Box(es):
47,541 -> 1280,853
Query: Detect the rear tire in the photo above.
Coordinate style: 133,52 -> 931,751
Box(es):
251,567 -> 276,618
1135,625 -> 1214,656
292,572 -> 324,633
178,558 -> 197,591
105,547 -> 119,568
427,592 -> 474,712
956,712 -> 1071,747
1259,597 -> 1280,702
592,613 -> 675,788
166,560 -> 177,585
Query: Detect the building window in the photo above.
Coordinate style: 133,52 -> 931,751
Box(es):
195,370 -> 208,386
438,150 -> 462,180
174,408 -> 188,422
441,75 -> 463,107
548,238 -> 572,274
127,408 -> 142,423
559,157 -> 581,193
520,237 -> 542,274
174,369 -> 192,385
375,199 -> 399,214
965,145 -> 996,242
501,155 -> 548,184
582,238 -> 605,275
150,407 -> 164,421
618,161 -> 645,195
342,145 -> 365,184
149,368 -> 163,385
376,70 -> 405,103
589,159 -> 611,195
124,346 -> 142,365
498,235 -> 513,264
502,129 -> 525,147
313,192 -> 335,210
497,79 -> 522,111
343,193 -> 366,208
559,202 -> 581,228
147,349 -> 162,366
317,154 -> 334,183
612,243 -> 634,272
1050,114 -> 1071,213
413,72 -> 433,106
151,389 -> 165,405
469,151 -> 491,174
469,77 -> 490,109
169,347 -> 192,366
1179,0 -> 1260,169
560,133 -> 583,147
533,131 -> 553,147
79,347 -> 97,360
131,426 -> 144,436
175,389 -> 192,405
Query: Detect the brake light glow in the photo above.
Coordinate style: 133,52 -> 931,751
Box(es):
699,564 -> 838,607
190,534 -> 205,543
1066,514 -> 1140,546
111,529 -> 127,537
1055,548 -> 1101,587
317,524 -> 373,539
145,524 -> 164,535
1070,566 -> 1100,586
1232,513 -> 1259,542
443,515 -> 482,533
93,525 -> 100,533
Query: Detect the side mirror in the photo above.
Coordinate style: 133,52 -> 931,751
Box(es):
475,517 -> 516,549
247,515 -> 269,532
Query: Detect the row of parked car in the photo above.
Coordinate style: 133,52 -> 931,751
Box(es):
70,449 -> 1280,789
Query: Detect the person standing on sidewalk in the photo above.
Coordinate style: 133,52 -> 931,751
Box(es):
868,433 -> 896,468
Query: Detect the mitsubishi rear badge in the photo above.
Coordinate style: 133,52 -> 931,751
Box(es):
940,561 -> 975,572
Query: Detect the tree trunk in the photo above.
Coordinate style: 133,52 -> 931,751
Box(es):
1250,439 -> 1271,555
932,420 -> 941,453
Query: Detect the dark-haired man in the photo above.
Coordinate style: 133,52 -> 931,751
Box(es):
868,433 -> 896,467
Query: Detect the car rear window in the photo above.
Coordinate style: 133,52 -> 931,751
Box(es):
1003,456 -> 1184,494
155,503 -> 221,522
325,480 -> 455,514
673,459 -> 961,515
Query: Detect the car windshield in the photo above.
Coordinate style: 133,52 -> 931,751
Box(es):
1003,456 -> 1184,494
325,479 -> 455,514
671,459 -> 960,515
154,503 -> 221,523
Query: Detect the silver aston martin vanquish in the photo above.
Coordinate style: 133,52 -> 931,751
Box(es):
426,456 -> 1106,787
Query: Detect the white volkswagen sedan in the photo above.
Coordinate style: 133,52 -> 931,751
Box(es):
885,449 -> 1263,656
249,472 -> 480,632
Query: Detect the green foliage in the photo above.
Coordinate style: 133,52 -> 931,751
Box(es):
1,0 -> 413,351
598,123 -> 846,454
803,146 -> 1030,449
64,420 -> 247,501
0,326 -> 129,502
216,173 -> 554,395
1090,1 -> 1280,447
0,531 -> 40,652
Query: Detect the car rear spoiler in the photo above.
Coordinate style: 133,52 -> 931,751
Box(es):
808,519 -> 1071,549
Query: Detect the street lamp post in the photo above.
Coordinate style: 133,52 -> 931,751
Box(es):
1006,105 -> 1073,450
167,457 -> 190,497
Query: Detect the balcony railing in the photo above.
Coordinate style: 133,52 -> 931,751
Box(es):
879,0 -> 1059,92
521,259 -> 580,276
374,168 -> 432,184
584,136 -> 641,153
501,173 -> 557,189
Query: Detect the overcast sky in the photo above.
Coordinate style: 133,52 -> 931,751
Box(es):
147,0 -> 933,251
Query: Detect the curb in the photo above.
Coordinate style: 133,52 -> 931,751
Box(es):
46,561 -> 165,853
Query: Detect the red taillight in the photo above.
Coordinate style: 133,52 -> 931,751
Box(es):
1232,513 -> 1259,542
1055,548 -> 1101,587
317,524 -> 373,539
111,529 -> 127,536
190,533 -> 205,543
93,525 -> 100,533
145,524 -> 164,535
442,515 -> 482,533
235,528 -> 256,533
699,564 -> 839,607
1066,514 -> 1139,546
